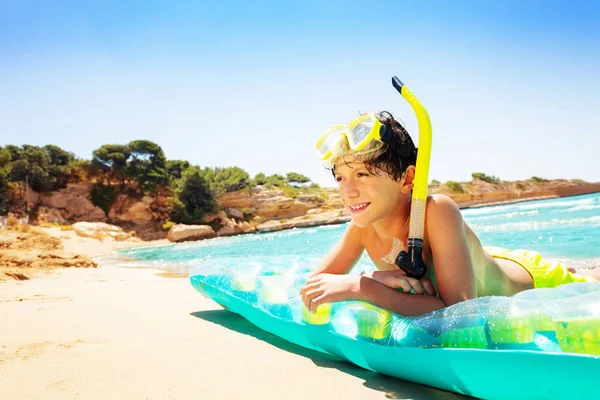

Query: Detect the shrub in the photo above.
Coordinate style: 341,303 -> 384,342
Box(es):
445,181 -> 464,193
170,167 -> 218,224
266,174 -> 286,188
240,208 -> 254,221
283,185 -> 299,199
67,159 -> 91,183
471,172 -> 500,184
90,184 -> 118,215
162,221 -> 176,231
286,172 -> 310,186
166,160 -> 190,181
300,183 -> 323,196
531,176 -> 549,184
206,166 -> 255,194
254,172 -> 267,185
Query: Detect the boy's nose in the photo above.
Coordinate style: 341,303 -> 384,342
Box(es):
341,181 -> 360,200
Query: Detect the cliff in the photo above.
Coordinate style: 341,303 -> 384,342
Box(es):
8,178 -> 600,242
434,179 -> 600,208
169,178 -> 600,241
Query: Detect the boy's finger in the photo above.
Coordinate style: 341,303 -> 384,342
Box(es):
309,294 -> 327,313
303,288 -> 322,308
407,278 -> 425,294
391,277 -> 412,292
421,278 -> 437,296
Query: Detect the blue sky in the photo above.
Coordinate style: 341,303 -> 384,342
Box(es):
1,0 -> 599,187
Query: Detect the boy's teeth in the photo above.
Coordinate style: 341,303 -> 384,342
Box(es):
351,203 -> 368,210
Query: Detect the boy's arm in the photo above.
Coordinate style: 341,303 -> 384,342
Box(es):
355,277 -> 446,316
314,195 -> 474,316
425,195 -> 477,306
305,195 -> 475,315
300,223 -> 364,308
310,222 -> 365,276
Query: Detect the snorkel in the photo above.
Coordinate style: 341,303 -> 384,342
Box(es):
391,76 -> 432,279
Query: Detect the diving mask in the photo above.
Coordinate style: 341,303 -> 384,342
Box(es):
315,113 -> 388,167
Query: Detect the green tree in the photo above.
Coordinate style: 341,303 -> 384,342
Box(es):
254,172 -> 267,185
265,174 -> 285,188
43,144 -> 75,190
166,160 -> 190,181
0,147 -> 12,213
7,145 -> 53,192
170,167 -> 218,224
90,184 -> 118,215
91,144 -> 131,184
211,166 -> 254,193
68,159 -> 92,183
286,172 -> 310,186
127,140 -> 169,193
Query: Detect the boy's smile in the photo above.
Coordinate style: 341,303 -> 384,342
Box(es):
334,159 -> 410,228
348,202 -> 371,213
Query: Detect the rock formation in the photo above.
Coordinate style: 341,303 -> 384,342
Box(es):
167,224 -> 216,242
37,183 -> 106,223
72,222 -> 138,242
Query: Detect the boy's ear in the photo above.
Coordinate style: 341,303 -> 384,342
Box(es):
401,166 -> 416,194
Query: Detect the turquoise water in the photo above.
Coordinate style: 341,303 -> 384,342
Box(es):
106,192 -> 600,273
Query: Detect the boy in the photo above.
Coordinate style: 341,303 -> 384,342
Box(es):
300,111 -> 598,316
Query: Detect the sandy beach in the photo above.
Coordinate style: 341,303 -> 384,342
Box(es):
0,229 -> 468,400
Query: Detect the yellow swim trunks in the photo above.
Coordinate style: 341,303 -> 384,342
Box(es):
484,246 -> 597,289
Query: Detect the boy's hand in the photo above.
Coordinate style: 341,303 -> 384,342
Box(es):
300,274 -> 360,313
363,270 -> 437,296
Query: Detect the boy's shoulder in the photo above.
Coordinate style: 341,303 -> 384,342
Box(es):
425,194 -> 463,223
423,195 -> 468,247
426,193 -> 460,209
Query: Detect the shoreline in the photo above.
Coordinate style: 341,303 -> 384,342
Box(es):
1,189 -> 598,279
170,188 -> 600,241
450,181 -> 600,209
458,194 -> 566,209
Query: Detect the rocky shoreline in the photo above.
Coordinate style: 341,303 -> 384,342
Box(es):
3,178 -> 599,244
445,181 -> 600,209
166,179 -> 600,242
2,179 -> 599,280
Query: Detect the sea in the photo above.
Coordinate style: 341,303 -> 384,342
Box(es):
100,192 -> 600,275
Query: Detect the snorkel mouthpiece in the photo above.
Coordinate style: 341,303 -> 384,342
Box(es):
391,76 -> 404,92
395,239 -> 427,279
391,76 -> 432,280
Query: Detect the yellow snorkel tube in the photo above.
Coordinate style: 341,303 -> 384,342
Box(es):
391,76 -> 432,279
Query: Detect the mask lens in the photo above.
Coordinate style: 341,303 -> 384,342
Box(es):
349,119 -> 375,148
317,127 -> 347,159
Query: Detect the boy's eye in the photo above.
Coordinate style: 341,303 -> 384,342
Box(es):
357,172 -> 369,177
335,176 -> 343,182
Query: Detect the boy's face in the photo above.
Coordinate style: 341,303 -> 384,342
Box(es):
333,159 -> 409,228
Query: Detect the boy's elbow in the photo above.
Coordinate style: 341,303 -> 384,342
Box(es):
443,291 -> 475,307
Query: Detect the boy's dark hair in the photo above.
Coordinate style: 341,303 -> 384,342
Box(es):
332,111 -> 418,181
